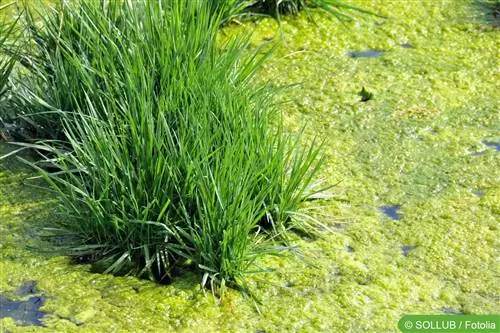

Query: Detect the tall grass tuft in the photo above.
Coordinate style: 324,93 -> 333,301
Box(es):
0,2 -> 17,124
471,0 -> 500,26
12,0 -> 324,289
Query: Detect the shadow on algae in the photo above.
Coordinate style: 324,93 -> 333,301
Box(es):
1,0 -> 499,331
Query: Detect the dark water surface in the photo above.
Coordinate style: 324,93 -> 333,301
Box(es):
400,246 -> 416,257
483,141 -> 500,151
0,281 -> 46,326
380,205 -> 402,220
348,50 -> 385,58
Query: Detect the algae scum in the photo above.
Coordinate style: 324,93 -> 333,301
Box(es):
1,0 -> 499,332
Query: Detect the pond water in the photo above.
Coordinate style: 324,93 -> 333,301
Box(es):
482,140 -> 500,151
347,49 -> 385,58
380,205 -> 402,220
472,190 -> 485,197
400,246 -> 416,257
1,0 -> 499,332
0,282 -> 46,326
399,43 -> 414,49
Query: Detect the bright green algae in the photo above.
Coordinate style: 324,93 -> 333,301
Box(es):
1,0 -> 499,332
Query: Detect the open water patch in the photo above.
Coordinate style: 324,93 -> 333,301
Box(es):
0,281 -> 46,326
483,141 -> 500,151
472,190 -> 485,197
400,245 -> 416,257
348,50 -> 384,58
469,140 -> 500,155
400,43 -> 414,48
380,205 -> 402,220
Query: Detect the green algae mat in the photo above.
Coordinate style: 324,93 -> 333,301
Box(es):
1,0 -> 499,332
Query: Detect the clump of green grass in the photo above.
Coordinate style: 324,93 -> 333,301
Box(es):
11,0 -> 324,290
9,0 -> 376,140
0,2 -> 17,127
472,0 -> 500,26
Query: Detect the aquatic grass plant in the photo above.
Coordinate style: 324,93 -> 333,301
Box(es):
0,2 -> 23,142
0,2 -> 17,116
5,0 -> 376,139
471,0 -> 500,26
10,0 -> 324,289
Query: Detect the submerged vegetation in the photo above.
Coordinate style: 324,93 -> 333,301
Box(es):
1,0 -> 324,289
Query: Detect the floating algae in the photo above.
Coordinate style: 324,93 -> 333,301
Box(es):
1,0 -> 499,331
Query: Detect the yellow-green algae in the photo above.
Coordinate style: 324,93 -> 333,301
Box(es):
1,0 -> 499,332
